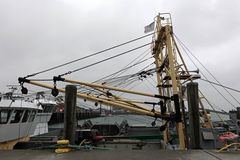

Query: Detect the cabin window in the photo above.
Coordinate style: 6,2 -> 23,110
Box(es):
43,106 -> 52,113
0,109 -> 11,124
10,110 -> 24,123
29,110 -> 36,122
22,110 -> 30,123
48,105 -> 54,113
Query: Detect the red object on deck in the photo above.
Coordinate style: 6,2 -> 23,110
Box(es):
218,132 -> 239,142
93,136 -> 104,142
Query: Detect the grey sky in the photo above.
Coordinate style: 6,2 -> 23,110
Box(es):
0,0 -> 240,110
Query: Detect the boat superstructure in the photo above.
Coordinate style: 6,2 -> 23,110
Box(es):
32,92 -> 56,135
0,91 -> 42,149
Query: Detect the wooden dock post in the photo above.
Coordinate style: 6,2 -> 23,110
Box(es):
64,85 -> 77,145
237,107 -> 240,119
187,82 -> 200,149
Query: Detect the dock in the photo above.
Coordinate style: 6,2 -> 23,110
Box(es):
0,149 -> 239,160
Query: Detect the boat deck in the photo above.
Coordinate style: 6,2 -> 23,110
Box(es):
0,149 -> 239,160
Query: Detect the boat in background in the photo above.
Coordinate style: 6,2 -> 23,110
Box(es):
0,90 -> 42,149
0,87 -> 59,149
32,92 -> 56,136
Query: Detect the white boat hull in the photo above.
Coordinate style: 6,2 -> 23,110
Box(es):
0,122 -> 37,143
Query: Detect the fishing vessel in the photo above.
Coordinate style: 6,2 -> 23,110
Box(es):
16,13 -> 240,152
0,87 -> 59,149
0,89 -> 42,149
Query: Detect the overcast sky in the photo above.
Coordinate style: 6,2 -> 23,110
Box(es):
0,0 -> 240,111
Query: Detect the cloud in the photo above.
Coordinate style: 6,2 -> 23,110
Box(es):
172,0 -> 240,49
0,0 -> 239,111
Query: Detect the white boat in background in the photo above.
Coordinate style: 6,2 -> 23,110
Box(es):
33,93 -> 56,135
0,91 -> 42,149
0,87 -> 57,149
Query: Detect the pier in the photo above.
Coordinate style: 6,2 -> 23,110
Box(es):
0,149 -> 239,160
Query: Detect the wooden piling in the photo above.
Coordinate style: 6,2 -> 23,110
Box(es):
64,85 -> 77,145
237,107 -> 240,119
187,82 -> 200,149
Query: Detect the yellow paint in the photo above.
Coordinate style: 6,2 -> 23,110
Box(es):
55,148 -> 71,154
0,136 -> 30,150
57,140 -> 69,145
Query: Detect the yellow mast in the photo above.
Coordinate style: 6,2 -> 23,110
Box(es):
152,13 -> 185,149
152,14 -> 169,144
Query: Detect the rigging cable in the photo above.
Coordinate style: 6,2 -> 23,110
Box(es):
145,78 -> 158,90
94,52 -> 152,83
113,49 -> 152,77
24,33 -> 154,78
117,79 -> 144,97
200,78 -> 240,94
78,55 -> 154,96
59,42 -> 152,76
82,48 -> 153,96
111,65 -> 155,87
85,57 -> 153,96
97,49 -> 152,84
174,34 -> 237,109
174,33 -> 239,107
142,78 -> 157,94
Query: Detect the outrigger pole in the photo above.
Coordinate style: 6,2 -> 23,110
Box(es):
18,77 -> 173,120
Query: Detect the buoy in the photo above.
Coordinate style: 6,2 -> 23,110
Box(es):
57,139 -> 70,145
55,148 -> 71,154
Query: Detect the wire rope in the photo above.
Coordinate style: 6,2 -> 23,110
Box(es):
59,42 -> 152,76
24,33 -> 154,78
174,34 -> 237,109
